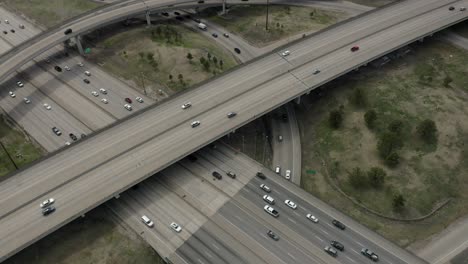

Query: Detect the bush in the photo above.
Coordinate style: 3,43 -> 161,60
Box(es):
417,119 -> 437,144
348,167 -> 368,189
364,110 -> 377,129
385,152 -> 400,168
377,132 -> 403,158
329,109 -> 343,129
350,87 -> 367,108
367,167 -> 386,188
392,193 -> 406,212
388,119 -> 404,135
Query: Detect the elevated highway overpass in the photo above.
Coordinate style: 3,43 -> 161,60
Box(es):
0,0 -> 467,262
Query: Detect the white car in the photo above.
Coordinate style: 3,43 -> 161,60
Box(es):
284,199 -> 297,209
306,213 -> 319,223
40,198 -> 55,208
84,71 -> 91,76
8,91 -> 16,98
263,195 -> 275,205
124,104 -> 132,111
23,97 -> 31,104
264,205 -> 279,217
281,50 -> 290,56
170,222 -> 182,233
136,97 -> 144,103
4,20 -> 9,24
181,102 -> 192,109
101,98 -> 108,104
141,215 -> 154,227
64,66 -> 71,71
260,184 -> 271,193
275,166 -> 280,174
99,88 -> 107,94
91,91 -> 99,97
285,170 -> 291,180
65,141 -> 71,146
191,120 -> 200,128
77,62 -> 84,67
16,81 -> 24,87
19,24 -> 25,29
43,103 -> 52,110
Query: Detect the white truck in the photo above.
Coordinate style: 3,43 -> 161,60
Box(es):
198,23 -> 207,30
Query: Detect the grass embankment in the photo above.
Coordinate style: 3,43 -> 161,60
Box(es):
202,5 -> 347,47
0,115 -> 42,178
0,0 -> 103,28
299,39 -> 468,246
91,22 -> 238,97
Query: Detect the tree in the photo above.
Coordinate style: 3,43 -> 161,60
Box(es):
392,193 -> 406,212
329,109 -> 343,129
367,167 -> 386,188
219,59 -> 224,69
212,56 -> 218,65
350,87 -> 367,107
203,60 -> 210,71
187,52 -> 193,62
417,119 -> 437,144
155,26 -> 162,36
443,75 -> 453,88
364,109 -> 377,129
207,53 -> 212,61
178,73 -> 183,82
385,152 -> 400,168
138,52 -> 145,59
377,132 -> 403,158
168,74 -> 173,82
388,120 -> 404,134
199,57 -> 206,65
348,167 -> 368,189
309,11 -> 315,17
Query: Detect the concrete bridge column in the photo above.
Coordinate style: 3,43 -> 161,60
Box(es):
295,96 -> 301,105
146,11 -> 151,26
222,0 -> 227,15
75,35 -> 85,56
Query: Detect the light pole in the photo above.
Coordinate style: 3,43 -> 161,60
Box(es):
265,0 -> 270,31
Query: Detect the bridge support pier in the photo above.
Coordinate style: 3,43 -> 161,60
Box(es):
146,11 -> 151,26
75,35 -> 85,56
222,0 -> 227,15
419,37 -> 424,43
295,97 -> 301,105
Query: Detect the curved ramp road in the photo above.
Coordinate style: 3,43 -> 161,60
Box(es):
0,0 -> 467,262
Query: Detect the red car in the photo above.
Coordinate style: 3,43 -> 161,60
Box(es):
351,46 -> 359,52
125,97 -> 132,103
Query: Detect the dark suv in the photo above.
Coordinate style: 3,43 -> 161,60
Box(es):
212,171 -> 222,180
332,219 -> 346,230
42,206 -> 56,216
69,133 -> 78,141
267,230 -> 279,241
256,172 -> 266,180
331,241 -> 344,251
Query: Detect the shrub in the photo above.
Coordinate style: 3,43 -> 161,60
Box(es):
367,167 -> 386,188
417,119 -> 437,144
392,193 -> 406,212
348,167 -> 368,189
388,119 -> 404,135
350,87 -> 367,108
329,109 -> 343,129
364,109 -> 377,129
377,132 -> 403,158
385,152 -> 400,168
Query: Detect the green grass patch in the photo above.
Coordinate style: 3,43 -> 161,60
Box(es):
202,5 -> 347,47
0,0 -> 103,28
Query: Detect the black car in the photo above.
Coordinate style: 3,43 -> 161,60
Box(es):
64,28 -> 72,35
226,171 -> 236,179
212,171 -> 222,180
83,79 -> 90,84
187,154 -> 198,162
54,65 -> 62,72
234,48 -> 241,54
449,6 -> 455,11
174,11 -> 180,15
42,206 -> 56,216
10,29 -> 15,33
227,112 -> 237,118
332,219 -> 346,230
267,230 -> 279,241
52,127 -> 62,136
212,33 -> 218,38
256,172 -> 266,179
2,31 -> 7,34
331,241 -> 344,251
198,0 -> 205,3
161,12 -> 169,16
69,133 -> 78,141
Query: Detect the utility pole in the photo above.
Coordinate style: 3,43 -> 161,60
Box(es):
139,72 -> 147,96
265,0 -> 270,31
0,140 -> 18,170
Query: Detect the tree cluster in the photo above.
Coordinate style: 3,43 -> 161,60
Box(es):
348,166 -> 387,189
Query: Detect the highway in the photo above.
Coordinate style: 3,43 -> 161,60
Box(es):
0,0 -> 466,262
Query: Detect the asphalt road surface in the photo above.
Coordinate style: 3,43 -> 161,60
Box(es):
0,0 -> 466,261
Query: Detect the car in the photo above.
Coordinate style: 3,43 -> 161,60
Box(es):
45,58 -> 51,64
227,112 -> 237,118
260,184 -> 271,193
361,248 -> 379,262
141,215 -> 154,227
278,135 -> 283,142
267,230 -> 279,241
91,91 -> 99,97
52,127 -> 61,136
449,6 -> 455,11
263,195 -> 275,205
264,205 -> 279,217
324,246 -> 338,257
124,104 -> 132,111
313,69 -> 321,75
234,48 -> 241,54
461,7 -> 466,11
19,24 -> 25,29
81,134 -> 87,139
275,166 -> 280,174
69,133 -> 78,141
40,198 -> 55,208
83,79 -> 90,84
4,20 -> 9,24
54,65 -> 62,72
2,31 -> 7,35
65,141 -> 71,146
193,18 -> 201,23
136,97 -> 144,103
198,0 -> 205,3
174,11 -> 180,15
187,154 -> 198,162
191,121 -> 201,128
285,170 -> 291,180
10,29 -> 15,33
332,219 -> 346,230
226,171 -> 236,178
281,50 -> 290,56
161,12 -> 169,16
16,81 -> 24,87
64,28 -> 73,35
284,199 -> 297,209
170,222 -> 182,232
331,241 -> 344,251
44,103 -> 52,110
77,62 -> 84,67
212,171 -> 222,180
125,97 -> 132,103
101,98 -> 108,104
256,172 -> 266,179
181,102 -> 192,109
8,91 -> 16,98
351,45 -> 360,52
306,213 -> 319,223
99,88 -> 107,94
223,33 -> 229,38
212,33 -> 218,38
84,71 -> 91,76
42,206 -> 56,216
64,66 -> 71,71
23,97 -> 31,104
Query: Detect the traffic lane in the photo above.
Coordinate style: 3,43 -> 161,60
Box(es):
285,103 -> 301,184
0,7 -> 42,37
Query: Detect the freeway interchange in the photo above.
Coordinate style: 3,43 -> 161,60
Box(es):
0,0 -> 467,263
